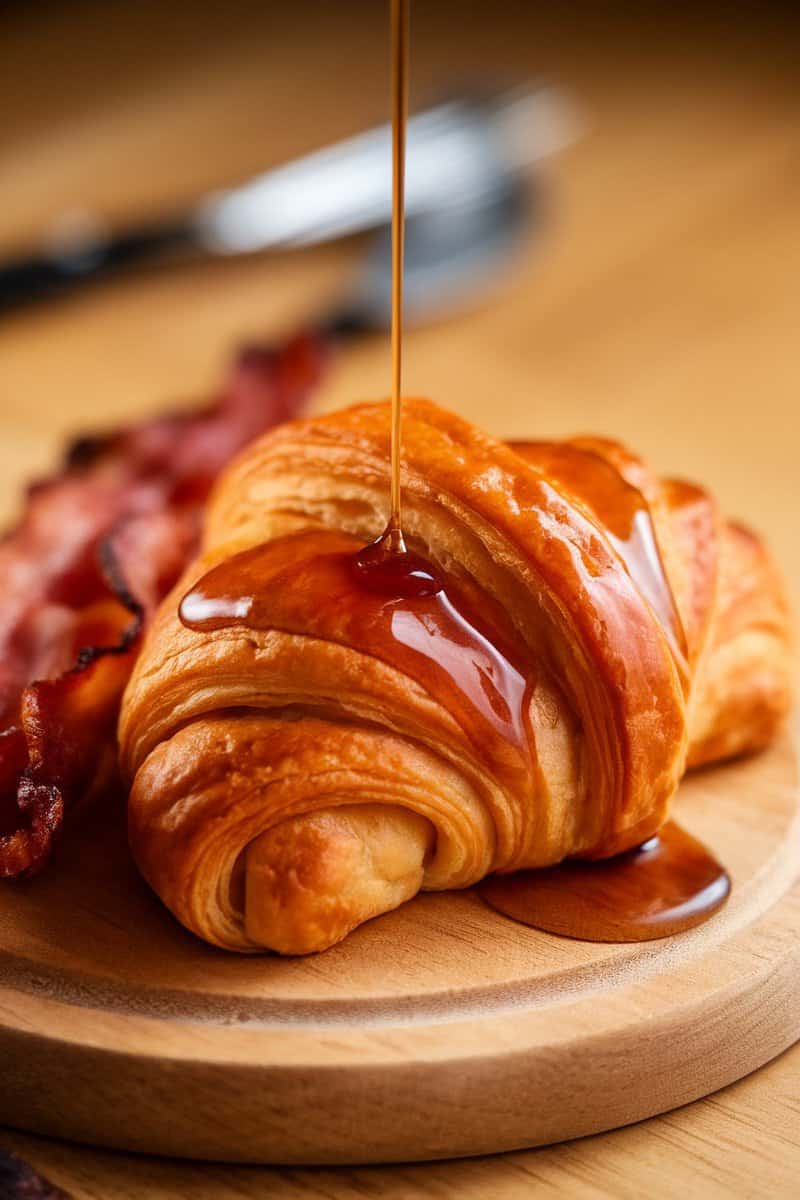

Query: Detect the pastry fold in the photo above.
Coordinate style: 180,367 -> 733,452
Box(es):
119,400 -> 791,953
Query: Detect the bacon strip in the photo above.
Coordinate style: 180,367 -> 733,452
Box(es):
0,332 -> 328,877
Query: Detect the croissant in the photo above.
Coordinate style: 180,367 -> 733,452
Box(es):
118,399 -> 791,954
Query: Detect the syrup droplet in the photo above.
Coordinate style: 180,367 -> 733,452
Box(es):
353,526 -> 442,598
478,820 -> 730,942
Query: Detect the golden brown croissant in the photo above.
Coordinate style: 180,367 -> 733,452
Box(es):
118,400 -> 791,954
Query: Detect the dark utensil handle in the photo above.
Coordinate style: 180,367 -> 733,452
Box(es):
0,219 -> 193,310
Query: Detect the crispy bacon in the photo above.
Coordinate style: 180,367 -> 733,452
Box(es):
0,332 -> 328,877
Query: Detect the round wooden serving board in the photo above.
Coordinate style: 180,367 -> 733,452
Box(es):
0,731 -> 798,1165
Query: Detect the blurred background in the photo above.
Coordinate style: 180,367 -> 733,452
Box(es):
0,0 -> 798,593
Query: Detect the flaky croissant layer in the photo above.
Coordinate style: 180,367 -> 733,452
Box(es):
119,400 -> 791,954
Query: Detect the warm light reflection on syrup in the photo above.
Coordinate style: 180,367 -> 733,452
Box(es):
511,440 -> 686,663
179,529 -> 534,791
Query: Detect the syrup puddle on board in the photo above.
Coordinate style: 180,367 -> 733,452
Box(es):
478,820 -> 730,942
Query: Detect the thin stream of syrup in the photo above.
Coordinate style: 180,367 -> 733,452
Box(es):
357,0 -> 426,591
178,0 -> 730,944
387,0 -> 408,553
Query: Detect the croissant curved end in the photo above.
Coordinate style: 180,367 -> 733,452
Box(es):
119,399 -> 792,954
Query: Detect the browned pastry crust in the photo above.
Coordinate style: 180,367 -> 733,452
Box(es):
119,400 -> 792,954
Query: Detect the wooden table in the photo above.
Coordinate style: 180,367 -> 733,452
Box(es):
1,1 -> 797,1194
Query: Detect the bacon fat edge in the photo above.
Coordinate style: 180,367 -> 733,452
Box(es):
0,333 -> 328,877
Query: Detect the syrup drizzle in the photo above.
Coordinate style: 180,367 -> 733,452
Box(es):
354,0 -> 412,579
177,0 -> 731,945
179,528 -> 535,795
512,440 -> 686,664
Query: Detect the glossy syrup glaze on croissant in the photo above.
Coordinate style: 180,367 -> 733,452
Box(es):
118,400 -> 792,954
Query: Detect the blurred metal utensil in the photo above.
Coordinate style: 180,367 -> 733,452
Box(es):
0,84 -> 577,311
324,171 -> 532,336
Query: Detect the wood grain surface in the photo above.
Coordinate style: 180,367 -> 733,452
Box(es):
1,0 -> 798,1194
1,732 -> 798,1164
